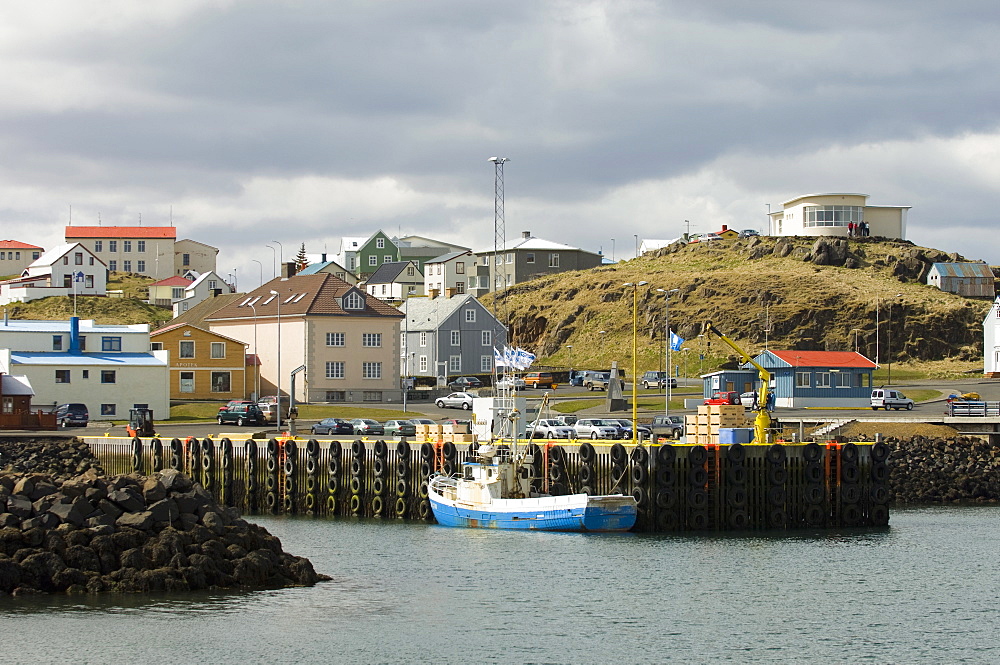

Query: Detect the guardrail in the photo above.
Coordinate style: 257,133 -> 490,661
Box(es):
947,401 -> 1000,417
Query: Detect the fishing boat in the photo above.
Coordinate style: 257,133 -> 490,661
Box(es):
427,441 -> 638,532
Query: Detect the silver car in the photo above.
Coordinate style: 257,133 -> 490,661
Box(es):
530,418 -> 574,439
574,418 -> 621,440
435,392 -> 474,410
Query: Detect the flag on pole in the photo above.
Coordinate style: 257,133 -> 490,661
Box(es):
494,347 -> 508,367
513,347 -> 536,370
670,331 -> 685,352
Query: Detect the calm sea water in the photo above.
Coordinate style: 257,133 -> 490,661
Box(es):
2,506 -> 998,664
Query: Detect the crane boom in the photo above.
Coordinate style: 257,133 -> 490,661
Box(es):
704,322 -> 773,444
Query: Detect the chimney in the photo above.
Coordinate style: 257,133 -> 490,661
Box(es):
429,288 -> 440,299
321,252 -> 327,262
522,231 -> 531,239
281,261 -> 297,278
445,288 -> 456,298
69,316 -> 81,354
721,225 -> 728,232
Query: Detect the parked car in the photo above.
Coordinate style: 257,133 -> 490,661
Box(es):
555,415 -> 579,427
611,418 -> 651,440
583,372 -> 623,391
650,414 -> 684,440
704,391 -> 741,405
219,399 -> 253,413
574,418 -> 622,440
448,376 -> 483,391
524,372 -> 556,389
435,392 -> 474,410
257,402 -> 278,423
700,232 -> 723,242
871,388 -> 914,411
217,403 -> 265,426
53,403 -> 88,428
740,392 -> 758,409
640,371 -> 677,389
530,419 -> 575,439
409,418 -> 436,426
311,417 -> 354,435
384,419 -> 417,436
495,376 -> 526,390
739,229 -> 760,238
350,418 -> 385,436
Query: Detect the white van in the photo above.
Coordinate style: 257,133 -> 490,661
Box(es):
871,388 -> 914,411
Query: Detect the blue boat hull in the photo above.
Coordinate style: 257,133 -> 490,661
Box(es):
429,494 -> 637,532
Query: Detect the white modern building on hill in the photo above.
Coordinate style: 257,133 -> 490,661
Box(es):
767,193 -> 909,239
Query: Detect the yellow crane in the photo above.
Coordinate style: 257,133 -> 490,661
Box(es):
704,322 -> 773,444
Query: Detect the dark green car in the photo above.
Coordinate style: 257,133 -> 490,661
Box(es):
217,403 -> 265,426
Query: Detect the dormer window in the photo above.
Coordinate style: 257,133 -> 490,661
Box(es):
343,291 -> 364,310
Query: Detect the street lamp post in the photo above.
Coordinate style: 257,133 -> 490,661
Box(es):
270,289 -> 282,431
697,334 -> 705,376
887,293 -> 902,386
265,244 -> 277,279
623,281 -> 648,444
272,240 -> 283,273
851,328 -> 863,354
249,302 -> 259,400
566,344 -> 573,381
657,287 -> 680,415
252,259 -> 263,289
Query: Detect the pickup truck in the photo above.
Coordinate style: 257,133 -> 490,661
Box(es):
650,415 -> 684,440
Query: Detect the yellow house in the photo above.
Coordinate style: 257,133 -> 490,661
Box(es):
150,323 -> 258,401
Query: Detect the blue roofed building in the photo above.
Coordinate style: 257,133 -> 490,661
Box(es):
927,262 -> 995,298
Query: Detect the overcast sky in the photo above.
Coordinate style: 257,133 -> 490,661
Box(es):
4,1 -> 1000,287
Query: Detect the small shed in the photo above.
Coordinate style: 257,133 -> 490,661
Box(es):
0,373 -> 54,430
927,262 -> 995,298
701,370 -> 760,399
747,350 -> 877,408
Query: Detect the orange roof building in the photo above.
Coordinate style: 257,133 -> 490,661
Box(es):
64,225 -> 215,280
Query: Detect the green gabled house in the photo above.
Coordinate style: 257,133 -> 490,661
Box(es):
355,231 -> 469,279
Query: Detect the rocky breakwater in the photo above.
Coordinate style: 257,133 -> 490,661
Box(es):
0,468 -> 328,595
888,436 -> 1000,504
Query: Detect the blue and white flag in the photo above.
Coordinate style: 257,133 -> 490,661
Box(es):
494,347 -> 508,367
670,331 -> 685,352
513,347 -> 536,370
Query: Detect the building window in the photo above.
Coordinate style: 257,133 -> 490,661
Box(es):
101,370 -> 116,384
326,361 -> 345,379
211,372 -> 231,392
449,355 -> 461,372
172,288 -> 185,299
455,282 -> 465,294
102,336 -> 122,352
803,205 -> 863,228
419,355 -> 428,372
2,397 -> 11,414
795,371 -> 811,388
55,370 -> 70,383
75,252 -> 83,265
451,330 -> 460,346
101,404 -> 116,416
362,333 -> 382,347
526,252 -> 535,264
109,261 -> 117,271
363,391 -> 382,402
481,355 -> 493,372
109,240 -> 117,252
548,253 -> 560,268
376,237 -> 385,249
211,342 -> 225,359
123,241 -> 132,252
137,240 -> 145,252
816,372 -> 831,388
344,292 -> 365,309
208,280 -> 217,290
179,340 -> 195,358
419,332 -> 427,347
456,262 -> 465,274
482,330 -> 492,346
52,335 -> 63,351
381,284 -> 386,295
383,255 -> 392,264
95,241 -> 103,252
368,255 -> 378,266
465,309 -> 476,323
325,391 -> 346,402
326,332 -> 345,347
123,261 -> 132,272
89,256 -> 94,265
182,253 -> 190,266
79,337 -> 86,351
137,261 -> 145,273
32,251 -> 39,260
506,253 -> 513,264
63,274 -> 72,288
82,370 -> 89,379
151,342 -> 163,350
407,266 -> 415,276
362,362 -> 382,379
85,275 -> 94,288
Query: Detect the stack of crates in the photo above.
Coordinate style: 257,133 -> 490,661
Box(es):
442,422 -> 474,443
685,404 -> 750,445
416,423 -> 443,440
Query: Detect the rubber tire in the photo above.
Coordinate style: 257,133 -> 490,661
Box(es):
237,417 -> 245,427
217,417 -> 224,425
435,400 -> 445,408
462,402 -> 471,410
591,432 -> 599,440
906,403 -> 913,410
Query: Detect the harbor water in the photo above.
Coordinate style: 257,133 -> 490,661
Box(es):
2,506 -> 998,663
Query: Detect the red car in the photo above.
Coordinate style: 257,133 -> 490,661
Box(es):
704,391 -> 741,406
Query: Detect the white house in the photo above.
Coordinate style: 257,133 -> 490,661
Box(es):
365,261 -> 424,303
0,317 -> 169,419
333,236 -> 368,274
0,243 -> 107,306
423,250 -> 474,296
172,270 -> 235,316
984,298 -> 1000,377
767,193 -> 910,239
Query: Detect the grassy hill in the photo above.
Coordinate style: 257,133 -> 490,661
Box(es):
488,236 -> 993,378
2,273 -> 172,326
